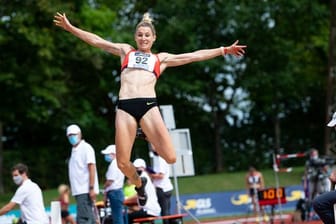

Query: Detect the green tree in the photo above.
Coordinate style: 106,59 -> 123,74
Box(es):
0,0 -> 332,191
0,0 -> 123,190
123,0 -> 331,171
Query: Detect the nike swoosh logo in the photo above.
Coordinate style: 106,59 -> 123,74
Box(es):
147,102 -> 155,105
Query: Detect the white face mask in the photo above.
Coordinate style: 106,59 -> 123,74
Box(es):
13,175 -> 23,185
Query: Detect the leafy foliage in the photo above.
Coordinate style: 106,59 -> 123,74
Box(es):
0,0 -> 332,191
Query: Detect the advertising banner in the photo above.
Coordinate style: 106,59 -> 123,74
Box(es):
170,185 -> 304,218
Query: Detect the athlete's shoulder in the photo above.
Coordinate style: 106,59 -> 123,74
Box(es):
157,52 -> 170,61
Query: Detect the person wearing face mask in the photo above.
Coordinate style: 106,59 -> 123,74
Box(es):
0,163 -> 49,224
101,144 -> 125,224
66,124 -> 99,224
126,158 -> 161,224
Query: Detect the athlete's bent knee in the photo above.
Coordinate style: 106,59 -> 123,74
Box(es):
165,155 -> 176,164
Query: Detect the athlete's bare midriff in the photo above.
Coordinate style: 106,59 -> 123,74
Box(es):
119,68 -> 157,99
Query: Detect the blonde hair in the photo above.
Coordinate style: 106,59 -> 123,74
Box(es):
58,184 -> 69,194
136,12 -> 156,35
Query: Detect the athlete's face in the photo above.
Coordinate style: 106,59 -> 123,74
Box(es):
135,26 -> 156,52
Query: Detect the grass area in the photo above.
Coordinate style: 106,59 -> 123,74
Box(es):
0,166 -> 305,208
176,166 -> 305,194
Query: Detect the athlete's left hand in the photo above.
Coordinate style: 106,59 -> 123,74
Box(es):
225,40 -> 247,57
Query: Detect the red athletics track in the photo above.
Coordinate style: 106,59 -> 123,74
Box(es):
199,214 -> 323,224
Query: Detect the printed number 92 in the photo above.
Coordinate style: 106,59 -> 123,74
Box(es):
135,56 -> 148,64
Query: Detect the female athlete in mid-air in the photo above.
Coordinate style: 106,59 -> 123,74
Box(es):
54,12 -> 246,204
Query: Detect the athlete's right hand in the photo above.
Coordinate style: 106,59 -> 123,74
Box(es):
53,12 -> 72,31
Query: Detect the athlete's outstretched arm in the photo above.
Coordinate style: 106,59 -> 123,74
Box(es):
160,40 -> 246,68
53,12 -> 131,56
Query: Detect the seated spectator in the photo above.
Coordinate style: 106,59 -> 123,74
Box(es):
126,158 -> 161,224
149,143 -> 174,224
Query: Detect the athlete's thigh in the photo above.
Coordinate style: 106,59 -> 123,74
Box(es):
115,109 -> 137,163
140,107 -> 175,162
140,107 -> 170,142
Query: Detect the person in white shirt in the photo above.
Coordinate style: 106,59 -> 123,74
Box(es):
66,124 -> 99,224
127,158 -> 161,224
0,163 -> 49,224
149,144 -> 173,223
101,144 -> 125,224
